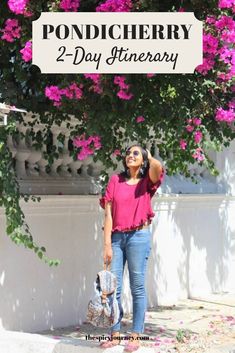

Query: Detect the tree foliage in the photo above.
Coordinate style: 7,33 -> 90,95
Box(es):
0,0 -> 234,264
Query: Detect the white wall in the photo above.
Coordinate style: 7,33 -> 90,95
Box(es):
0,194 -> 235,332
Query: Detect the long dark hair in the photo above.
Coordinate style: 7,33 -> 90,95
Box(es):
121,144 -> 149,179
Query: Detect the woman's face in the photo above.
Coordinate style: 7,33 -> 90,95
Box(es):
125,146 -> 143,169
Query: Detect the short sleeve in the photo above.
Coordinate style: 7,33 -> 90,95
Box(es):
99,175 -> 116,209
147,167 -> 165,197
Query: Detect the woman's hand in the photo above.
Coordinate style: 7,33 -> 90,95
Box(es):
146,148 -> 163,184
146,148 -> 152,161
103,243 -> 113,265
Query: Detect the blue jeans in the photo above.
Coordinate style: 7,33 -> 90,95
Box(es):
110,227 -> 152,334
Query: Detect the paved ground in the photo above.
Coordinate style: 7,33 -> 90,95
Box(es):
0,294 -> 234,353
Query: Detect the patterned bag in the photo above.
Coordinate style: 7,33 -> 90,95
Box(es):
87,264 -> 120,328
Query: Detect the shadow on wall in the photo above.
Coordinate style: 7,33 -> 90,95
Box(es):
0,197 -> 107,333
146,194 -> 235,309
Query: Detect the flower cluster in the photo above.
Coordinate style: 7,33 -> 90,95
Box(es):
203,34 -> 219,54
196,34 -> 218,75
146,73 -> 155,78
221,30 -> 235,44
194,130 -> 203,144
180,117 -> 204,155
218,0 -> 235,11
112,149 -> 121,156
179,139 -> 187,150
114,75 -> 133,100
1,19 -> 21,43
20,40 -> 32,62
192,147 -> 205,161
73,134 -> 102,160
8,0 -> 29,15
185,117 -> 202,133
96,0 -> 132,12
219,46 -> 233,65
217,46 -> 235,81
215,107 -> 235,123
196,56 -> 215,76
215,15 -> 235,31
62,83 -> 83,99
196,11 -> 235,78
136,116 -> 145,123
45,86 -> 62,105
59,0 -> 80,12
45,83 -> 83,106
84,74 -> 103,94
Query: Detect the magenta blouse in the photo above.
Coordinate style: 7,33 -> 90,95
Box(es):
99,169 -> 164,233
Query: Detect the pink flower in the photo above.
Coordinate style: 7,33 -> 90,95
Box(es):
59,0 -> 80,11
196,56 -> 215,75
215,15 -> 235,31
219,46 -> 233,64
186,125 -> 194,132
73,135 -> 101,149
45,82 -> 84,106
1,19 -> 21,43
77,148 -> 91,160
96,0 -> 132,12
92,84 -> 103,94
229,100 -> 235,109
63,83 -> 83,100
203,34 -> 218,55
53,101 -> 62,107
84,74 -> 100,84
180,139 -> 187,150
193,118 -> 202,126
114,75 -> 133,100
73,134 -> 102,160
87,135 -> 102,149
178,7 -> 185,12
218,46 -> 235,80
61,88 -> 73,99
194,131 -> 203,143
217,72 -> 234,81
192,148 -> 205,161
136,116 -> 145,123
73,134 -> 88,148
20,40 -> 32,62
112,149 -> 121,156
146,73 -> 155,78
45,86 -> 63,102
23,9 -> 33,17
114,75 -> 129,90
117,90 -> 133,100
8,0 -> 29,14
206,16 -> 216,25
215,107 -> 235,123
218,0 -> 235,11
221,30 -> 235,44
84,74 -> 103,94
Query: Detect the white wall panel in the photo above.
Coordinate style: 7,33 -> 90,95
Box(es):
0,195 -> 235,332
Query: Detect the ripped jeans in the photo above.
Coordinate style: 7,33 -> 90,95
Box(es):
109,227 -> 152,334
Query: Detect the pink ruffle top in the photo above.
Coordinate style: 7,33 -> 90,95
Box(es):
99,169 -> 164,233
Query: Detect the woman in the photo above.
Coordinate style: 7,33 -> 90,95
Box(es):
99,144 -> 164,352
